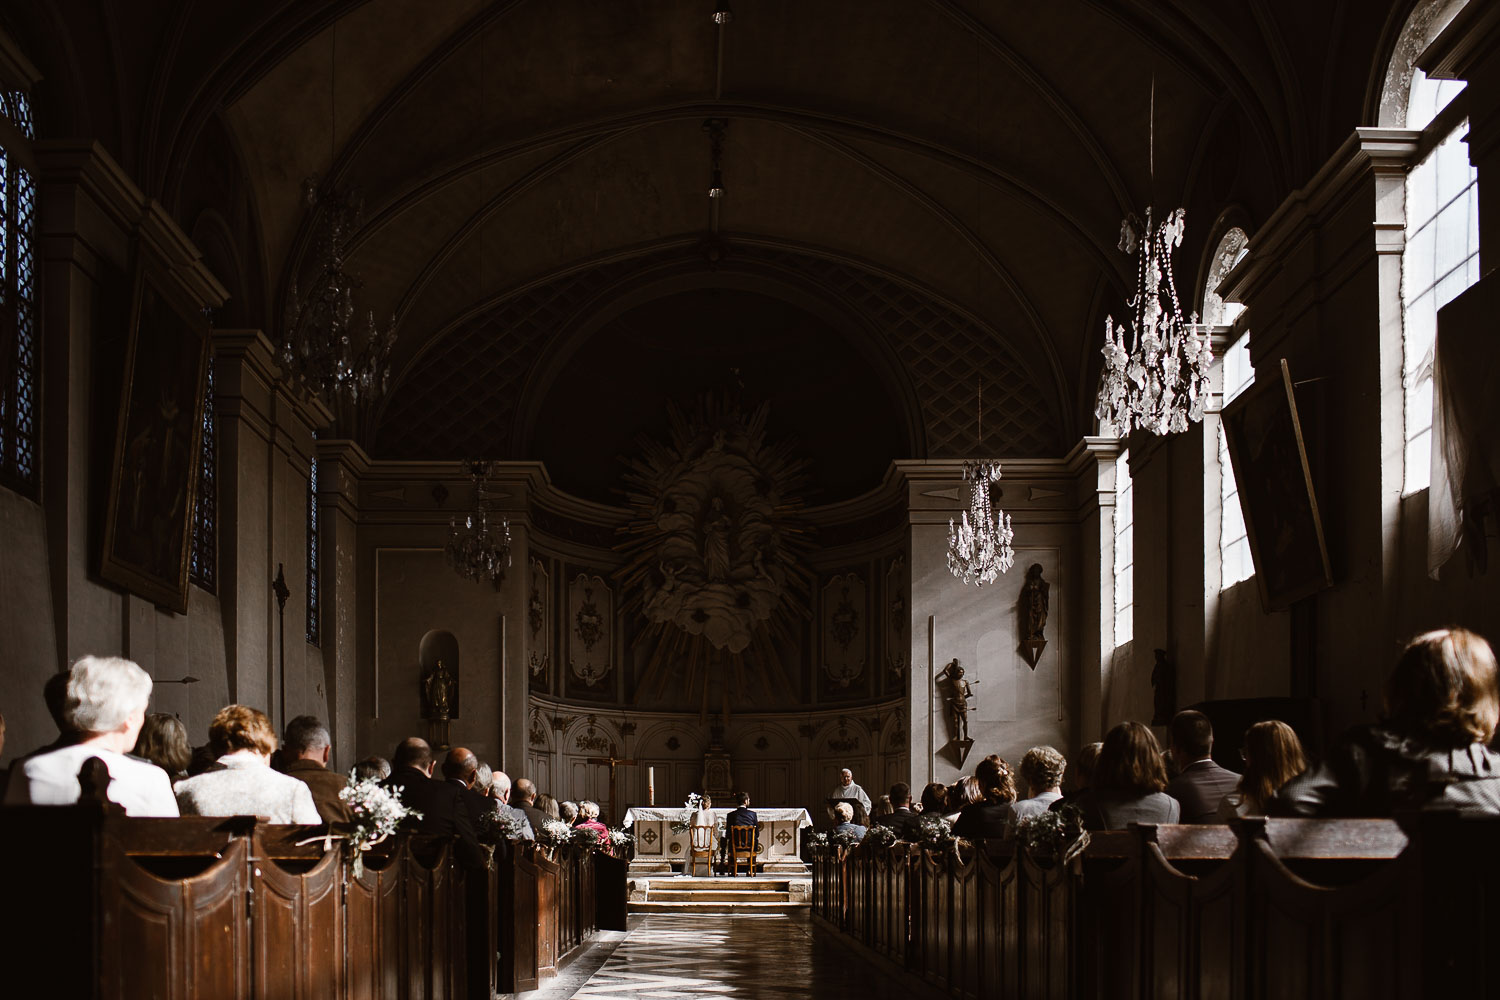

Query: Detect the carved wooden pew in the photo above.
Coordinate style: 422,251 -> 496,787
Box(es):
815,815 -> 1500,1000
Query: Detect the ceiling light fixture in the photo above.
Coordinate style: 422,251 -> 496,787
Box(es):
280,22 -> 396,412
446,460 -> 512,588
1095,77 -> 1211,437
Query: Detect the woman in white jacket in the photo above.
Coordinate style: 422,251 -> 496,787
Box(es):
174,704 -> 320,825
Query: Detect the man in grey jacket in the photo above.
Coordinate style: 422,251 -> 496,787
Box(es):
1165,711 -> 1240,823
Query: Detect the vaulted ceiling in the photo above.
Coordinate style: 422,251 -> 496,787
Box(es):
11,0 -> 1415,479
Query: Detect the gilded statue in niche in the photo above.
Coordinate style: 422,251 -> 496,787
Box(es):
1019,563 -> 1050,669
423,659 -> 456,721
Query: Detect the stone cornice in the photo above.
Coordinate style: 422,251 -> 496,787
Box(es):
1418,0 -> 1500,83
1222,128 -> 1421,307
35,140 -> 227,307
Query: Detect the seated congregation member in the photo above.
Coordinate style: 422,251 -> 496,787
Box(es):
1220,721 -> 1307,818
1008,746 -> 1066,822
831,801 -> 867,840
1074,721 -> 1180,830
536,792 -> 562,822
954,755 -> 1018,839
175,706 -> 320,824
559,799 -> 579,824
1166,710 -> 1241,823
918,781 -> 947,815
943,774 -> 982,823
489,769 -> 535,839
1051,741 -> 1103,813
1274,628 -> 1500,817
514,777 -> 550,834
133,712 -> 192,783
442,746 -> 498,832
384,737 -> 487,869
574,800 -> 610,845
5,656 -> 177,815
870,794 -> 894,822
352,756 -> 390,782
281,715 -> 352,824
878,782 -> 923,839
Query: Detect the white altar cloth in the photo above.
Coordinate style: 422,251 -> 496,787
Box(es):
622,806 -> 813,829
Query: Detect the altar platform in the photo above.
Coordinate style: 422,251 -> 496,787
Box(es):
622,806 -> 813,875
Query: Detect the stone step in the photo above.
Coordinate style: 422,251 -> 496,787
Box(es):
649,877 -> 797,890
646,890 -> 792,903
629,900 -> 810,914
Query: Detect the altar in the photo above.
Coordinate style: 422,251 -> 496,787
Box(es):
622,807 -> 813,874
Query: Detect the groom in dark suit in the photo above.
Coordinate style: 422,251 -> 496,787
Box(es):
724,792 -> 759,875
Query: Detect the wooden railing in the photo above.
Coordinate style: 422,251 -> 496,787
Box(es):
812,813 -> 1499,999
0,804 -> 613,999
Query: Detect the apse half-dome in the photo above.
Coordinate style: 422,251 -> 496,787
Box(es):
525,288 -> 916,505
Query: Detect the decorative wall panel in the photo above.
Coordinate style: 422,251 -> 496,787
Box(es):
528,558 -> 551,693
566,573 -> 613,699
821,572 -> 867,689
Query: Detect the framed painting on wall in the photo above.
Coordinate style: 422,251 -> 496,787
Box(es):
99,254 -> 211,614
1221,358 -> 1333,611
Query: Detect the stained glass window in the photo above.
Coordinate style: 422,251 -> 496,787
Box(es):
189,357 -> 217,591
0,89 -> 37,496
307,443 -> 320,646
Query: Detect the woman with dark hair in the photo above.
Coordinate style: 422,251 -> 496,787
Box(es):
953,755 -> 1019,839
133,713 -> 192,782
1220,721 -> 1308,817
943,774 -> 982,823
1274,628 -> 1500,816
918,781 -> 947,814
1074,722 -> 1180,830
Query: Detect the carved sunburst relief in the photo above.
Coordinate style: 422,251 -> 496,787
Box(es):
618,393 -> 812,709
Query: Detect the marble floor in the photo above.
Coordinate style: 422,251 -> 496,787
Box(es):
522,913 -> 911,1000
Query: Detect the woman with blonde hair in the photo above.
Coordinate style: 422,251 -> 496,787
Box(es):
173,705 -> 321,824
1275,628 -> 1500,816
1220,721 -> 1308,818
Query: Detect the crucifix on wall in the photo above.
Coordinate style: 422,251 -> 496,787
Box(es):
584,742 -> 637,826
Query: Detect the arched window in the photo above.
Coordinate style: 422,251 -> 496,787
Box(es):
0,88 -> 37,496
1201,226 -> 1255,589
1383,0 -> 1480,495
1113,450 -> 1133,647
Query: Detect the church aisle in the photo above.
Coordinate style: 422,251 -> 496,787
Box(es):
554,913 -> 909,1000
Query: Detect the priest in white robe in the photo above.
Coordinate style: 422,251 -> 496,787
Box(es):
827,768 -> 871,813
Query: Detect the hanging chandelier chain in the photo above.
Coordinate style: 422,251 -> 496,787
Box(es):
445,459 -> 512,588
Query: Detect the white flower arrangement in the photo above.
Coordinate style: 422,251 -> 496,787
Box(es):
607,827 -> 635,854
684,792 -> 704,811
334,777 -> 422,877
537,819 -> 574,849
862,823 -> 898,848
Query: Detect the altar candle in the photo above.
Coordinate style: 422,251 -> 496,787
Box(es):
648,767 -> 655,805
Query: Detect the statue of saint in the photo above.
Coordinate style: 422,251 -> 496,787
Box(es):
1022,563 -> 1050,642
702,497 -> 732,582
424,658 -> 456,721
937,659 -> 975,742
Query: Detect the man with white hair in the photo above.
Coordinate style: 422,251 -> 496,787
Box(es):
4,656 -> 177,815
489,768 -> 535,840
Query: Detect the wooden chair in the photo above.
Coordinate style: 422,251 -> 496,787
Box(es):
729,824 -> 758,877
688,825 -> 715,876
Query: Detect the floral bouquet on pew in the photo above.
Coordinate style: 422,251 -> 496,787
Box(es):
605,827 -> 635,859
1014,804 -> 1090,867
917,813 -> 955,850
862,824 -> 898,849
829,826 -> 864,850
537,819 -> 574,858
333,777 -> 422,878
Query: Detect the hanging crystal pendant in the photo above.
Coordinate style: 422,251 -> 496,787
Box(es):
444,461 -> 512,587
947,461 -> 1015,586
1095,206 -> 1213,437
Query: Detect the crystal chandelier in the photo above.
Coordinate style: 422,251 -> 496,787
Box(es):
1094,206 -> 1212,436
1095,80 -> 1212,437
445,461 -> 512,588
946,380 -> 1015,586
280,180 -> 397,408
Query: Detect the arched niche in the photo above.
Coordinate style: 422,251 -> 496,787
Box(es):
418,630 -> 460,719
